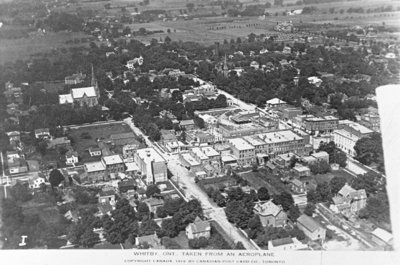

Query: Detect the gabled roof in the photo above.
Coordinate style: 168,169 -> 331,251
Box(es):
59,94 -> 73,104
254,200 -> 282,217
34,128 -> 50,134
71,86 -> 96,99
297,214 -> 322,232
338,183 -> 356,198
136,234 -> 161,247
187,217 -> 210,234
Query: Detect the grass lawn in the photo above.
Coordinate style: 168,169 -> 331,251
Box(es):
313,169 -> 355,185
67,122 -> 132,161
198,175 -> 237,192
241,169 -> 290,195
170,231 -> 189,249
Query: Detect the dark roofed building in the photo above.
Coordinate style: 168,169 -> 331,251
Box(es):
296,214 -> 326,241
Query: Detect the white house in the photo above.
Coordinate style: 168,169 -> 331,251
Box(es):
66,150 -> 79,166
29,176 -> 46,189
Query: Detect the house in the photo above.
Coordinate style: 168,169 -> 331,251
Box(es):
118,179 -> 136,193
296,214 -> 326,241
250,61 -> 260,69
185,217 -> 211,240
292,164 -> 311,177
267,237 -> 307,251
265,98 -> 287,109
160,130 -> 177,146
85,161 -> 107,182
331,183 -> 367,214
88,147 -> 102,157
179,119 -> 196,131
98,190 -> 116,205
253,200 -> 287,227
34,128 -> 51,139
65,150 -> 79,166
102,154 -> 125,175
143,197 -> 164,214
97,203 -> 114,217
307,76 -> 323,87
311,151 -> 329,164
135,233 -> 162,249
282,46 -> 292,54
288,178 -> 306,193
29,176 -> 46,189
6,131 -> 21,144
65,73 -> 86,85
8,157 -> 28,175
64,210 -> 80,223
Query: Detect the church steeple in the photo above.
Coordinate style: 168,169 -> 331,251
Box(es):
91,64 -> 99,98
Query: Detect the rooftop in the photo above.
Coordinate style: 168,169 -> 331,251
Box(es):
257,130 -> 303,144
181,153 -> 201,167
188,216 -> 210,234
180,119 -> 195,126
85,161 -> 106,173
102,154 -> 124,165
243,135 -> 266,147
254,200 -> 282,217
266,98 -> 286,105
136,148 -> 165,163
311,151 -> 329,159
297,214 -> 322,232
59,94 -> 73,104
191,147 -> 208,160
200,146 -> 219,157
228,138 -> 255,151
271,237 -> 294,247
71,86 -> 97,99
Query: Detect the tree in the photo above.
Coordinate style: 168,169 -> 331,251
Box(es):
273,192 -> 294,212
304,203 -> 316,216
248,215 -> 262,231
80,228 -> 100,248
315,182 -> 332,202
49,169 -> 65,189
235,241 -> 245,249
156,206 -> 167,218
136,202 -> 150,221
288,205 -> 301,222
309,160 -> 330,174
329,176 -> 347,195
146,184 -> 161,198
351,171 -> 380,195
36,139 -> 48,156
257,187 -> 270,201
161,218 -> 179,237
354,133 -> 384,172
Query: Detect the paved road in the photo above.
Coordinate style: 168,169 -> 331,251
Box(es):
124,118 -> 258,250
167,154 -> 258,250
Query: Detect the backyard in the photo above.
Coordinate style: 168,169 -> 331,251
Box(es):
67,122 -> 133,162
239,169 -> 291,196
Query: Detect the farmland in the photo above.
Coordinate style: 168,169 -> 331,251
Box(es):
0,31 -> 92,64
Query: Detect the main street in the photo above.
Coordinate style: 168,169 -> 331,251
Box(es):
123,118 -> 258,250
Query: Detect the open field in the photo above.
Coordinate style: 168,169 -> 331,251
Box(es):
0,31 -> 91,64
67,122 -> 132,161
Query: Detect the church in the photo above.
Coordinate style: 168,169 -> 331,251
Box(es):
59,65 -> 99,107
